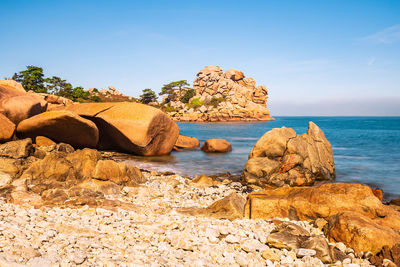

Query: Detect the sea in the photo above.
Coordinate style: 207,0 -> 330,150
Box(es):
124,117 -> 400,200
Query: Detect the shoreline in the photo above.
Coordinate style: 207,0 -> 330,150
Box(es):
0,169 -> 374,266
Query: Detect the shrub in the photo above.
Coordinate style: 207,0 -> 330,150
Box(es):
188,98 -> 204,109
181,88 -> 195,103
89,95 -> 102,102
209,97 -> 224,108
164,106 -> 176,112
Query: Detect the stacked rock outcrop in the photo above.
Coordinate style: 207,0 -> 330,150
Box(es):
168,66 -> 273,122
0,79 -> 179,156
242,122 -> 335,187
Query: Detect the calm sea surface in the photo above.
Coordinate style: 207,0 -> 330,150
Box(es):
125,117 -> 400,199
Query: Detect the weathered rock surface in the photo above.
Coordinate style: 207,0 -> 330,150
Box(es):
179,193 -> 246,220
0,79 -> 26,93
0,113 -> 15,142
325,211 -> 400,254
201,138 -> 232,153
66,102 -> 179,156
0,80 -> 47,124
35,136 -> 56,147
166,66 -> 272,122
16,110 -> 99,148
244,182 -> 400,254
0,140 -> 146,207
242,121 -> 335,187
370,244 -> 400,267
0,138 -> 34,159
174,135 -> 200,149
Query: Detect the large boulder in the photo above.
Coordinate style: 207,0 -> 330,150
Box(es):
201,138 -> 232,153
242,122 -> 335,187
17,148 -> 145,202
0,114 -> 15,142
325,211 -> 400,254
0,80 -> 47,124
65,102 -> 179,156
174,135 -> 200,149
0,79 -> 26,94
244,183 -> 400,254
224,68 -> 245,81
16,110 -> 99,148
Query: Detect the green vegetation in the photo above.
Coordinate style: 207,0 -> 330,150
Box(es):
188,98 -> 204,109
12,65 -> 102,102
12,66 -> 47,93
140,88 -> 157,104
181,88 -> 195,103
208,97 -> 224,108
159,80 -> 192,103
163,106 -> 176,112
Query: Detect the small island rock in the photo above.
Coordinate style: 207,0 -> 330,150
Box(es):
201,138 -> 232,153
242,121 -> 335,187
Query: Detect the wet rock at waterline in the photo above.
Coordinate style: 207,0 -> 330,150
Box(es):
242,121 -> 335,187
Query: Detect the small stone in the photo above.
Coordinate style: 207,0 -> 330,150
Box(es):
336,242 -> 347,252
261,248 -> 280,262
296,248 -> 316,257
225,234 -> 240,243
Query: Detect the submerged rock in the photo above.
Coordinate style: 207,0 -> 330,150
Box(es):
242,121 -> 335,187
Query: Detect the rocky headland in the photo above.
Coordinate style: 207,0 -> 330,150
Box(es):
1,78 -> 400,266
165,66 -> 273,122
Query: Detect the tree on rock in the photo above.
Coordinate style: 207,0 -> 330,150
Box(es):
159,80 -> 191,102
12,65 -> 47,93
45,76 -> 73,97
140,88 -> 157,104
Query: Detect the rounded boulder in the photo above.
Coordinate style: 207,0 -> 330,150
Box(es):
17,110 -> 99,148
201,138 -> 232,153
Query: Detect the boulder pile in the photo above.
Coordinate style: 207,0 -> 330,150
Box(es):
167,66 -> 273,122
0,79 -> 179,156
242,122 -> 335,187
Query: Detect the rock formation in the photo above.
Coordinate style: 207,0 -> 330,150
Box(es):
167,66 -> 272,122
242,122 -> 335,187
201,138 -> 232,153
65,102 -> 179,156
0,139 -> 146,207
16,110 -> 99,148
174,135 -> 200,150
244,183 -> 400,254
0,79 -> 47,124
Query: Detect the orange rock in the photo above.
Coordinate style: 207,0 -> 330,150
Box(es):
225,68 -> 245,81
325,211 -> 400,254
174,135 -> 200,149
35,136 -> 56,146
373,188 -> 383,200
17,110 -> 99,148
66,102 -> 179,156
201,138 -> 232,153
243,122 -> 335,187
0,113 -> 15,142
0,79 -> 26,94
244,183 -> 400,254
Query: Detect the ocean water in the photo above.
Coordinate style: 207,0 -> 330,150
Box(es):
125,117 -> 400,199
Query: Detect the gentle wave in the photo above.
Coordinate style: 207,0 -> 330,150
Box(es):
335,155 -> 370,160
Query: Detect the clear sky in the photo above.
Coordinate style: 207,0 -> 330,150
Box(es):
1,0 -> 399,115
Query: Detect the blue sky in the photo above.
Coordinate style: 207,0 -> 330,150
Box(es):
1,0 -> 399,115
